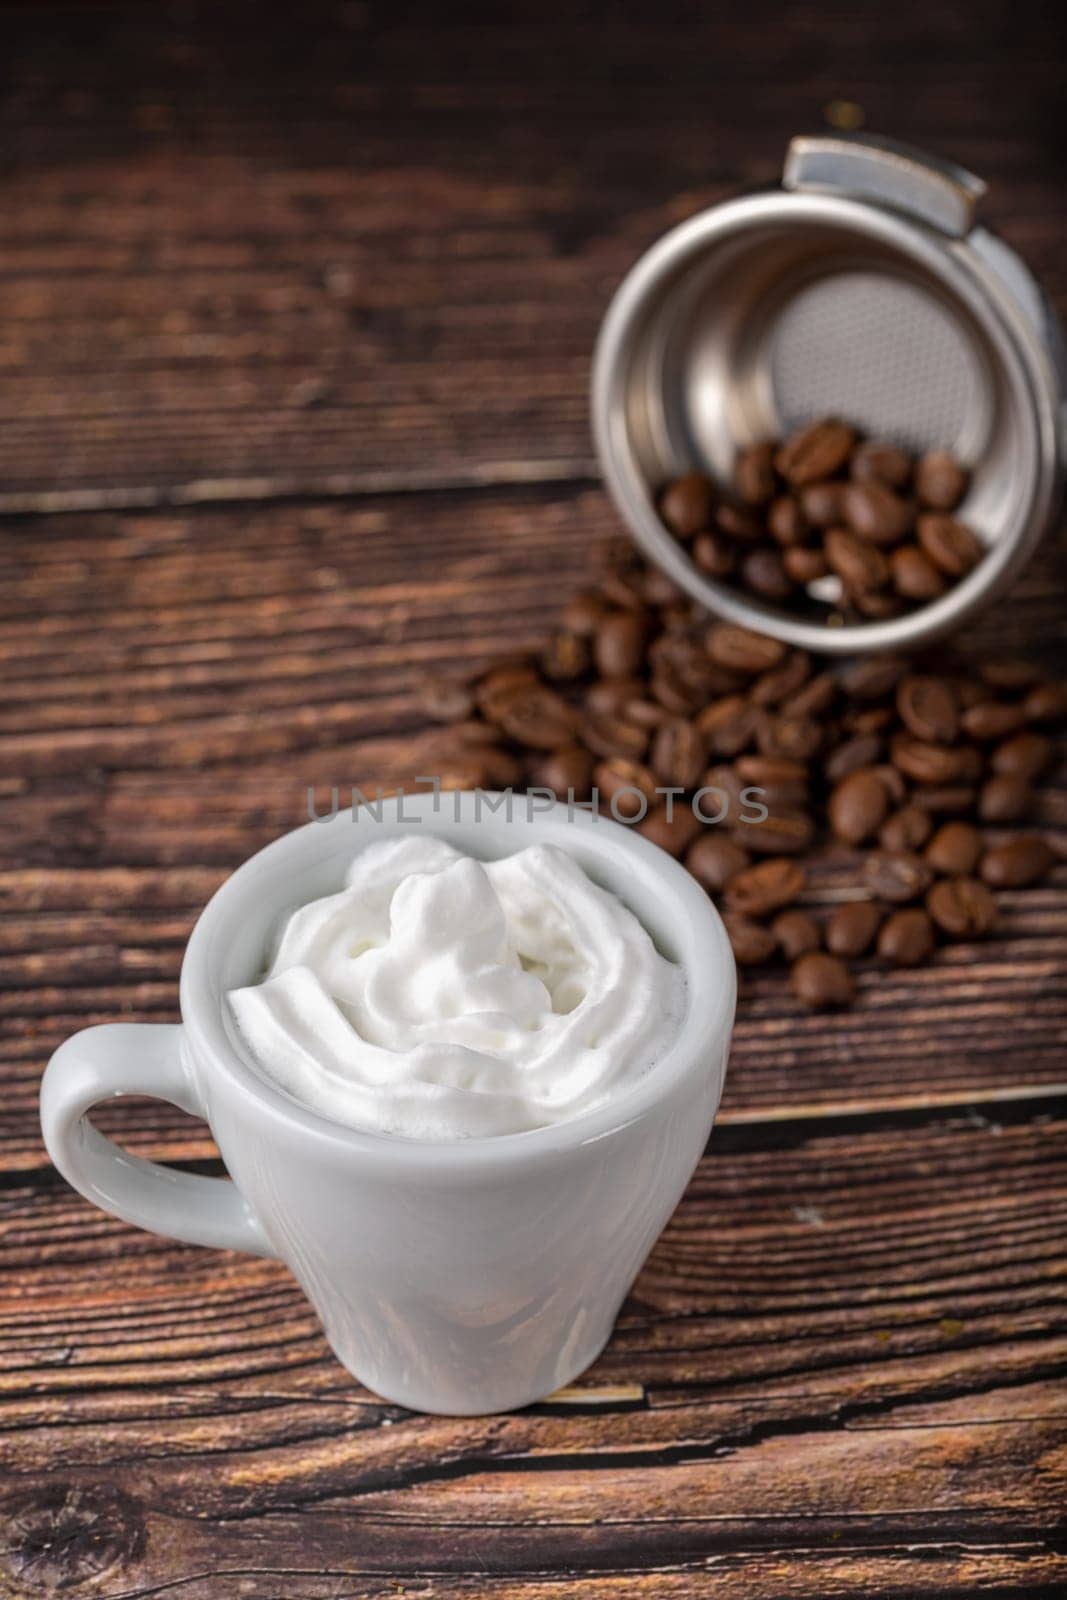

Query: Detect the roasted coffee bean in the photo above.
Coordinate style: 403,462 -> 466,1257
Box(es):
594,758 -> 658,819
896,675 -> 959,744
441,749 -> 504,791
622,696 -> 668,730
475,661 -> 539,716
661,602 -> 696,633
477,744 -> 526,788
955,678 -> 989,709
991,730 -> 1052,780
849,588 -> 904,619
725,857 -> 805,916
772,908 -> 822,960
960,700 -> 1026,741
639,569 -> 684,609
685,833 -> 750,892
702,762 -> 745,814
826,733 -> 882,783
736,441 -> 776,505
826,900 -> 883,958
798,480 -> 845,527
563,590 -> 611,636
917,513 -> 983,578
490,683 -> 577,749
706,624 -> 786,675
742,808 -> 815,855
978,772 -> 1032,823
891,732 -> 978,786
540,629 -> 591,683
668,652 -> 749,707
739,547 -> 793,601
420,677 -> 474,723
716,503 -> 765,543
879,805 -> 933,852
980,836 -> 1056,888
697,695 -> 760,757
768,495 -> 808,545
652,631 -> 737,693
660,471 -> 714,538
652,660 -> 718,720
912,784 -> 977,815
850,440 -> 913,489
638,802 -> 703,858
927,877 -> 997,937
650,665 -> 703,717
782,545 -> 831,585
825,526 -> 891,592
784,670 -> 837,717
725,914 -> 777,967
842,482 -> 913,545
790,950 -> 855,1008
693,530 -> 737,577
532,746 -> 595,800
614,694 -> 662,732
751,650 -> 812,707
915,450 -> 968,511
864,850 -> 934,903
581,711 -> 649,762
877,908 -> 935,966
874,762 -> 908,807
840,656 -> 906,700
594,610 -> 648,678
889,544 -> 946,601
756,712 -> 822,762
586,675 -> 644,716
735,755 -> 809,798
846,703 -> 893,733
598,569 -> 648,610
924,821 -> 982,877
979,657 -> 1041,690
443,718 -> 504,748
775,418 -> 856,486
1024,681 -> 1067,723
829,769 -> 889,844
651,717 -> 706,789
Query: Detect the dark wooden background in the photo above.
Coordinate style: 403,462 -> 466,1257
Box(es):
1,3 -> 1065,1596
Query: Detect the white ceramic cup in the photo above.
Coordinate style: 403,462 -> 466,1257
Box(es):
40,793 -> 736,1414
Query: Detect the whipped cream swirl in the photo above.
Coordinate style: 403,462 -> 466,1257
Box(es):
228,836 -> 684,1140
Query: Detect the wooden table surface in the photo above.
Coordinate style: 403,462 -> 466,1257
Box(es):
1,3 -> 1064,1596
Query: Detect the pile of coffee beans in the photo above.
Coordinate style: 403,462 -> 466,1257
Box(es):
659,418 -> 982,621
420,543 -> 1063,1009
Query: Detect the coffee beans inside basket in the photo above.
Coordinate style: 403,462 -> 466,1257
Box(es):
659,418 -> 983,623
421,539 -> 1062,1009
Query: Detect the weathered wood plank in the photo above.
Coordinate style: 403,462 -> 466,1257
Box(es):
0,0 -> 1062,507
1,1110 -> 1063,1595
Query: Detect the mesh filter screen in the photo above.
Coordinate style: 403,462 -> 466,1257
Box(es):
768,270 -> 988,455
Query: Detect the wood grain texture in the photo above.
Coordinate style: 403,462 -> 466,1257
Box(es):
2,1112 -> 1065,1596
0,0 -> 1063,510
1,1 -> 1065,1594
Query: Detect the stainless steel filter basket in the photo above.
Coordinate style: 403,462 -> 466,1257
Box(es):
592,133 -> 1066,654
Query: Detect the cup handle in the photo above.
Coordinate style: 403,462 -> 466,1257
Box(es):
40,1023 -> 276,1258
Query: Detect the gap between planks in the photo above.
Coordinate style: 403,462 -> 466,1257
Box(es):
0,461 -> 600,519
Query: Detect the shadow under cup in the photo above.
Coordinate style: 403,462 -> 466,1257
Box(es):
130,795 -> 739,1413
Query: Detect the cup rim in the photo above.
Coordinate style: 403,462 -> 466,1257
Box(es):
179,792 -> 736,1173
